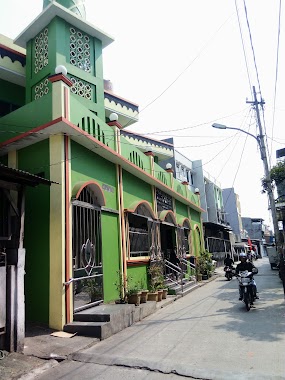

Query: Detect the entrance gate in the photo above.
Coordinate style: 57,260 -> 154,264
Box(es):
72,186 -> 103,313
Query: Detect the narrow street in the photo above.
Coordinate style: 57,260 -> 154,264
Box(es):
35,257 -> 285,380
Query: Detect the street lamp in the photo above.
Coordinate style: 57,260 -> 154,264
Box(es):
212,123 -> 259,148
211,122 -> 280,249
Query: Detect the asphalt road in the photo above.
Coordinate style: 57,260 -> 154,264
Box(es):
35,257 -> 285,380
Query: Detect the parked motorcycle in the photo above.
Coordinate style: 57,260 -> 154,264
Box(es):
224,266 -> 235,281
236,270 -> 256,311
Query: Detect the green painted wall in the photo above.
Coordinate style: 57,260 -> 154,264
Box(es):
101,212 -> 121,302
190,209 -> 201,224
127,265 -> 148,290
0,79 -> 25,106
175,200 -> 189,223
18,140 -> 50,323
71,141 -> 118,210
122,170 -> 153,209
0,94 -> 52,143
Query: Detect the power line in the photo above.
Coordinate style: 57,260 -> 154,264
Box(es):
197,108 -> 253,205
224,124 -> 251,208
270,0 -> 282,161
235,0 -> 252,95
242,0 -> 262,98
140,107 -> 249,135
120,11 -> 236,129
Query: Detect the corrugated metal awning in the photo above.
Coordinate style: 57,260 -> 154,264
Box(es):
0,164 -> 57,187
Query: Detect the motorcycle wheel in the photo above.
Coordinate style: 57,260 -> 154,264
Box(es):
226,273 -> 230,281
244,293 -> 250,311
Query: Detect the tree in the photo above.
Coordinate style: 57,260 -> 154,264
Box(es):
262,161 -> 285,195
262,161 -> 285,295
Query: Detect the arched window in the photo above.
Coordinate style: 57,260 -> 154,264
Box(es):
127,202 -> 155,259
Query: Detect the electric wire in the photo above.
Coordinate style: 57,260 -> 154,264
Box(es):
235,0 -> 253,95
139,107 -> 250,135
120,11 -> 236,129
242,0 -> 263,99
223,124 -> 250,208
270,0 -> 282,162
197,107 -> 253,205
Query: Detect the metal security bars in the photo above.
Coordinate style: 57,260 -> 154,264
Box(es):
72,187 -> 103,312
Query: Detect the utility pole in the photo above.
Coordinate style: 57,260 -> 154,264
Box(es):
247,86 -> 285,294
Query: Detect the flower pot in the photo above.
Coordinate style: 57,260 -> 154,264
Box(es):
202,274 -> 208,280
157,289 -> 163,302
140,290 -> 149,303
162,289 -> 168,299
197,274 -> 202,282
147,291 -> 158,302
127,292 -> 142,306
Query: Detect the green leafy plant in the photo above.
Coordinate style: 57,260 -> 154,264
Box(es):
148,263 -> 164,291
262,161 -> 285,193
85,278 -> 102,302
114,271 -> 128,303
114,272 -> 142,301
196,250 -> 213,276
126,281 -> 141,296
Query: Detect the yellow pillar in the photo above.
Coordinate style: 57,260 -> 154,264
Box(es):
49,134 -> 66,329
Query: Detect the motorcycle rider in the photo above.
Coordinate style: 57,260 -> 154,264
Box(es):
235,252 -> 259,301
224,254 -> 234,268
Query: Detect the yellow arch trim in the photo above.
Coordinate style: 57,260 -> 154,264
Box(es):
159,210 -> 177,225
178,217 -> 191,229
193,224 -> 202,256
72,180 -> 106,207
125,200 -> 156,219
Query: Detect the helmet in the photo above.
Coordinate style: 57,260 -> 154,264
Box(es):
240,252 -> 247,258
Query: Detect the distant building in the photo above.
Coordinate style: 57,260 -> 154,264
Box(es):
242,217 -> 264,240
241,217 -> 266,257
222,188 -> 243,242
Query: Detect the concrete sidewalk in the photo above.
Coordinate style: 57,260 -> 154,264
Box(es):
0,272 -> 222,380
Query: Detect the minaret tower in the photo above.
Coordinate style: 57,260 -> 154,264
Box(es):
14,0 -> 113,121
43,0 -> 86,19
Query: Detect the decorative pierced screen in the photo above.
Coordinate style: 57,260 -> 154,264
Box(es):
129,151 -> 144,170
69,75 -> 92,100
34,78 -> 49,100
157,171 -> 167,185
69,26 -> 91,73
34,28 -> 49,74
176,185 -> 184,195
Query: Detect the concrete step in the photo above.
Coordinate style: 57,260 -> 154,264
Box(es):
165,278 -> 196,292
65,302 -> 157,340
74,309 -> 110,323
177,283 -> 200,296
64,321 -> 112,340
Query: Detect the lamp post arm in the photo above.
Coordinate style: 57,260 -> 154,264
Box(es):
221,126 -> 260,144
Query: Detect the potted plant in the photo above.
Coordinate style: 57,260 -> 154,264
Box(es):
162,288 -> 168,299
127,286 -> 142,306
85,278 -> 102,303
196,250 -> 212,280
148,263 -> 165,302
114,271 -> 129,304
147,284 -> 159,302
139,280 -> 149,303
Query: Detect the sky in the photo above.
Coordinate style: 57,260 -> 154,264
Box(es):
1,0 -> 285,229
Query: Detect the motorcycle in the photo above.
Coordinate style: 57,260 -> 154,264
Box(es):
236,270 -> 257,311
224,265 -> 235,281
